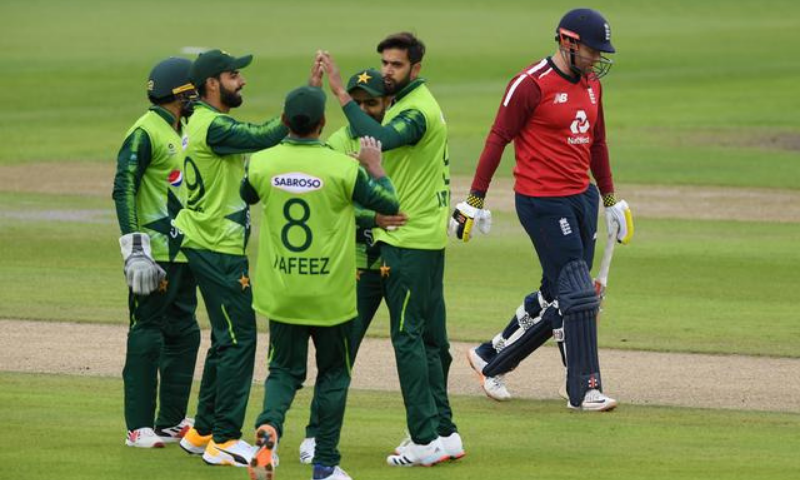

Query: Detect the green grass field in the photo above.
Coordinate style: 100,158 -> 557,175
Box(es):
2,373 -> 798,480
2,1 -> 799,479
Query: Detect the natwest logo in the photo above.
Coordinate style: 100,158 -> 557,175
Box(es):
272,172 -> 324,194
570,110 -> 590,134
568,110 -> 591,145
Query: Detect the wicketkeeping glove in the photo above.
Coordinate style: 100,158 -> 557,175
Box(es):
605,199 -> 634,244
119,233 -> 166,295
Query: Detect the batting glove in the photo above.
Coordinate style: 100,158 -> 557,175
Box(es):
449,192 -> 492,242
605,199 -> 634,244
119,233 -> 166,295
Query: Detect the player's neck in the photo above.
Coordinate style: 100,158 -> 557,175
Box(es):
203,95 -> 230,114
551,50 -> 578,79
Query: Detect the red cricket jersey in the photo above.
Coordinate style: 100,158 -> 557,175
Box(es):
471,57 -> 614,197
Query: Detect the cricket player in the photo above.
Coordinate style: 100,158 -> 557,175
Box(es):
244,86 -> 401,480
319,32 -> 464,466
453,8 -> 634,410
174,49 -> 289,466
299,68 -> 407,465
112,57 -> 200,448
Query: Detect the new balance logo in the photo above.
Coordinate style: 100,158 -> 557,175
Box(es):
554,93 -> 568,104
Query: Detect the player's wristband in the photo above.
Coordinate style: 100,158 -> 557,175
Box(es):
602,192 -> 617,208
467,190 -> 486,209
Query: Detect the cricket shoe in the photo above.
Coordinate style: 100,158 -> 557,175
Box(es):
179,427 -> 211,455
202,438 -> 254,467
568,389 -> 618,412
155,417 -> 194,443
439,432 -> 465,460
299,437 -> 316,464
386,437 -> 449,467
312,464 -> 352,480
125,427 -> 165,448
467,348 -> 511,401
249,424 -> 278,480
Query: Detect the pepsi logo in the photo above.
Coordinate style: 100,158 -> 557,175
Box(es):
168,169 -> 183,187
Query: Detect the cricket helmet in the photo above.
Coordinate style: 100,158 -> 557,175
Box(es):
556,8 -> 615,53
147,57 -> 195,103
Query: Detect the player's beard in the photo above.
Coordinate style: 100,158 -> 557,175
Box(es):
384,71 -> 411,95
220,83 -> 243,108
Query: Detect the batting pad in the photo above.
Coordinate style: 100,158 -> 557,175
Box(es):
558,260 -> 602,407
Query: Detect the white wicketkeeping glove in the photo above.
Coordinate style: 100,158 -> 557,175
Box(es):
448,202 -> 492,242
119,233 -> 166,295
605,199 -> 634,244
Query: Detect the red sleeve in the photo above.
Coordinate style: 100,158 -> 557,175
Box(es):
470,75 -> 541,194
589,96 -> 614,196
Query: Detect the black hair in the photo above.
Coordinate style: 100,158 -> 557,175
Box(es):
377,32 -> 426,64
289,115 -> 322,136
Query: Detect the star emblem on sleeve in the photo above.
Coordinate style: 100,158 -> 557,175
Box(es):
158,279 -> 169,293
357,71 -> 372,84
380,262 -> 391,278
238,274 -> 250,290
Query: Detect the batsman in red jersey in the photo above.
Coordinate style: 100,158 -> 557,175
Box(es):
452,8 -> 634,411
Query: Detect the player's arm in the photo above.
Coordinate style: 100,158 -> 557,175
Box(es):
451,75 -> 540,241
341,102 -> 426,151
355,203 -> 377,229
112,128 -> 152,234
351,137 -> 400,215
318,51 -> 425,150
111,129 -> 165,295
590,93 -> 633,244
240,162 -> 260,205
207,115 -> 288,155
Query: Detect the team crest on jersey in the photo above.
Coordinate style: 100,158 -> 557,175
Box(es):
168,169 -> 183,187
272,172 -> 324,194
181,134 -> 189,150
167,143 -> 177,156
587,87 -> 596,105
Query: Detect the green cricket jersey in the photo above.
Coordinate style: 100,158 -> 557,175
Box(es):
342,79 -> 450,250
242,138 -> 399,325
326,126 -> 382,271
113,106 -> 187,262
174,101 -> 287,255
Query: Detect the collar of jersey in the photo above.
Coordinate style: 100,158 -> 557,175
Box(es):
195,100 -> 220,113
282,137 -> 324,146
148,105 -> 177,126
547,56 -> 581,85
392,78 -> 426,103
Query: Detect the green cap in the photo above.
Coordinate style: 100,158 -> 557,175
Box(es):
346,68 -> 386,97
189,49 -> 253,86
283,86 -> 326,132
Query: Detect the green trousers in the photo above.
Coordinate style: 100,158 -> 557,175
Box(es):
183,248 -> 257,443
381,245 -> 456,444
305,269 -> 383,438
123,261 -> 200,431
256,319 -> 353,467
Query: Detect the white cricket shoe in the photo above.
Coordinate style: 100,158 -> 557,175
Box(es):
202,438 -> 254,467
155,417 -> 193,443
312,464 -> 352,480
568,389 -> 618,412
386,437 -> 449,467
467,348 -> 511,401
125,427 -> 166,448
393,434 -> 412,455
299,437 -> 316,465
439,432 -> 465,460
